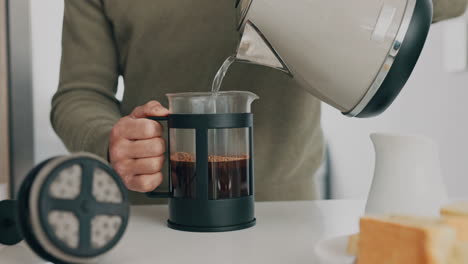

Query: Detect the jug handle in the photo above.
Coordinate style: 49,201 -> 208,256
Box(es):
145,116 -> 173,198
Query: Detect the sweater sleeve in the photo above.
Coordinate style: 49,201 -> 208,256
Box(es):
51,0 -> 121,160
433,0 -> 468,23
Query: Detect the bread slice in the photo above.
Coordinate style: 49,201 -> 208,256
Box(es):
449,241 -> 468,264
346,233 -> 359,256
357,215 -> 457,264
350,233 -> 468,263
442,202 -> 468,242
442,202 -> 468,217
442,217 -> 468,242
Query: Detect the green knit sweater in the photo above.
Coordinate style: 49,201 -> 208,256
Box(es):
51,0 -> 466,204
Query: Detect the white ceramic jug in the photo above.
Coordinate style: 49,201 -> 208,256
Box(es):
365,133 -> 448,216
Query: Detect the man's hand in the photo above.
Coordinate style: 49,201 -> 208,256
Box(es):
109,101 -> 169,193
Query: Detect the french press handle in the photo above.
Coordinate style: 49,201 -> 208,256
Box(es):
146,116 -> 173,198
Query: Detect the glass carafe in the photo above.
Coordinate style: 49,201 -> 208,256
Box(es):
166,91 -> 258,200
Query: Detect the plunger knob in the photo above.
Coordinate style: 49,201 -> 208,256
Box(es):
0,200 -> 23,245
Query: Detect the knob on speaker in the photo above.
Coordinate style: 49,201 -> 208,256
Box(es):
0,200 -> 22,245
0,153 -> 130,264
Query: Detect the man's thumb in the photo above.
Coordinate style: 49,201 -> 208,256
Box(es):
130,101 -> 170,119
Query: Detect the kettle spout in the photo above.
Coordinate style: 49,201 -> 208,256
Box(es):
236,21 -> 291,75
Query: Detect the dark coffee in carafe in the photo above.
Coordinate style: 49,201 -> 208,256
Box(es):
170,152 -> 249,200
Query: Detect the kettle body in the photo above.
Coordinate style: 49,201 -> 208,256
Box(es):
236,0 -> 433,117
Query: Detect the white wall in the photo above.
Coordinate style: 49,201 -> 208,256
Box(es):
30,0 -> 67,162
30,1 -> 123,163
323,18 -> 468,199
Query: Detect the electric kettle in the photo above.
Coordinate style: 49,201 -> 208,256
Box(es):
235,0 -> 432,117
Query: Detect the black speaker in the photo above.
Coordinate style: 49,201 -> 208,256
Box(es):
0,153 -> 130,264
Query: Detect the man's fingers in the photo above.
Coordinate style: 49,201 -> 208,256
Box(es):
124,172 -> 164,193
115,156 -> 164,176
130,101 -> 169,119
110,137 -> 165,161
117,117 -> 163,140
127,137 -> 166,158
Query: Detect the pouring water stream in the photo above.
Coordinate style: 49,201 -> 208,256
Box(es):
209,55 -> 237,168
209,55 -> 237,113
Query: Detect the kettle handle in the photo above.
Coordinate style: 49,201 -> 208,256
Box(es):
145,116 -> 173,198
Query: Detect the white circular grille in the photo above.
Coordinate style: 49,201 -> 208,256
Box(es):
93,168 -> 122,204
49,165 -> 82,199
47,210 -> 79,249
91,215 -> 122,249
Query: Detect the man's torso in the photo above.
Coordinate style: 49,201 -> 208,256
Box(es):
101,0 -> 324,202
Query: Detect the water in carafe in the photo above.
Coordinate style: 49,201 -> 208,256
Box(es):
166,91 -> 258,200
208,55 -> 252,199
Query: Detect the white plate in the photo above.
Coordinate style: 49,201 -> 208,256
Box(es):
313,235 -> 356,264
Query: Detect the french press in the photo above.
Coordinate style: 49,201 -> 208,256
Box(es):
147,91 -> 258,232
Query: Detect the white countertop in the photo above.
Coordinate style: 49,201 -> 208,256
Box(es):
0,200 -> 366,264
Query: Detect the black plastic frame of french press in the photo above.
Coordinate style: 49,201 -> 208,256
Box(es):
148,113 -> 256,232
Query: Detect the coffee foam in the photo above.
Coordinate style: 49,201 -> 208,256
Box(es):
171,152 -> 195,162
171,152 -> 249,163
